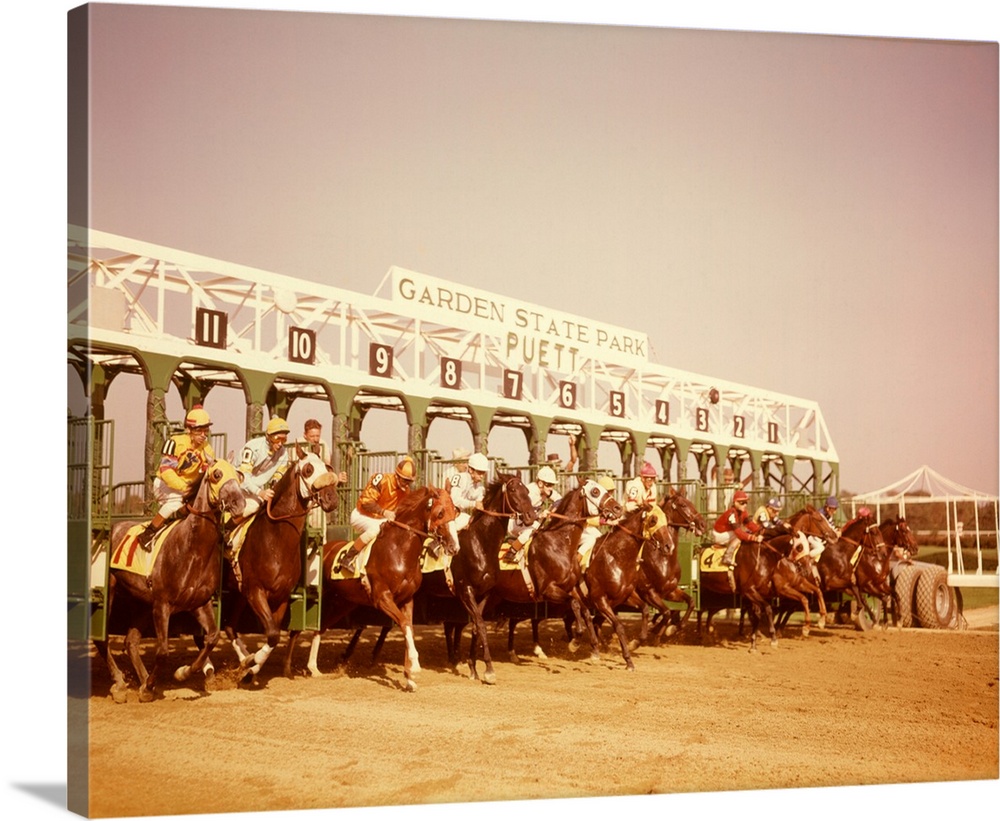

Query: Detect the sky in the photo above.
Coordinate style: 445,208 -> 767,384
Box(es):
5,3 -> 1000,821
63,1 -> 998,496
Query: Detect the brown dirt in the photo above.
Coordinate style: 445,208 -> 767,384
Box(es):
73,612 -> 999,818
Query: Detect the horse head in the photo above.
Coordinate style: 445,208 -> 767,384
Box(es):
793,505 -> 840,543
580,478 -> 624,521
882,517 -> 918,559
205,458 -> 247,519
494,472 -> 537,527
292,448 -> 339,513
660,488 -> 706,536
425,485 -> 460,557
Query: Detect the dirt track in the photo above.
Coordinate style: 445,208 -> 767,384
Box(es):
72,610 -> 998,819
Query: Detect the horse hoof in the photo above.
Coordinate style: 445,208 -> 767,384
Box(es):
307,667 -> 323,678
626,662 -> 635,672
110,683 -> 129,704
483,671 -> 497,686
664,624 -> 679,638
817,617 -> 826,629
567,639 -> 579,654
627,640 -> 640,652
405,679 -> 418,693
533,646 -> 549,660
770,639 -> 779,648
174,665 -> 191,682
801,627 -> 810,637
138,687 -> 157,703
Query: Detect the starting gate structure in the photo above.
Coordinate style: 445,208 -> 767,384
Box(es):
68,226 -> 840,639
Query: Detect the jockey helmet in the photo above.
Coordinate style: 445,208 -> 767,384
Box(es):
597,475 -> 616,492
185,407 -> 212,429
640,462 -> 657,478
395,456 -> 416,482
536,466 -> 557,485
767,497 -> 781,510
468,452 -> 489,473
826,495 -> 839,509
452,447 -> 471,461
266,417 -> 291,436
733,490 -> 749,503
858,506 -> 871,518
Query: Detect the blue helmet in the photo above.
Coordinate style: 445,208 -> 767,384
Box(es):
825,495 -> 839,509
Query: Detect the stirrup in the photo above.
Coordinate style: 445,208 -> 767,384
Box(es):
137,526 -> 157,552
338,548 -> 358,574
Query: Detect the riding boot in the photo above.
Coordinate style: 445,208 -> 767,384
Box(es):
720,541 -> 737,567
137,513 -> 166,552
337,539 -> 363,574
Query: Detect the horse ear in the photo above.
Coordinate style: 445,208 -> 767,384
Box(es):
296,443 -> 307,459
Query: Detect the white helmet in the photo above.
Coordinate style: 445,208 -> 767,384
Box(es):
536,466 -> 557,485
468,452 -> 489,473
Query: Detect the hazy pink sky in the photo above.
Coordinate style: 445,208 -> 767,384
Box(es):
72,3 -> 998,494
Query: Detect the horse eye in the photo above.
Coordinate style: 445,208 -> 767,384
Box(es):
302,464 -> 314,478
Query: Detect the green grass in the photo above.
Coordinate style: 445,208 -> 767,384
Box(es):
913,545 -> 998,611
959,587 -> 998,611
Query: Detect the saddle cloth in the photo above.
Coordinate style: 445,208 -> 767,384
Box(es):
698,544 -> 737,574
224,515 -> 257,565
110,521 -> 181,575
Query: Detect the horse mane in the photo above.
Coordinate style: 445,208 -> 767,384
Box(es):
393,485 -> 437,519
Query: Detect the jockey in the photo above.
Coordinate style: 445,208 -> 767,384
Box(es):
577,475 -> 620,557
140,406 -> 216,551
339,455 -> 417,573
236,417 -> 292,518
504,465 -> 561,563
713,490 -> 762,568
623,461 -> 658,512
752,497 -> 785,537
450,451 -> 489,531
821,495 -> 843,537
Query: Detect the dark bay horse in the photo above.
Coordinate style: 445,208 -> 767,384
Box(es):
630,489 -> 705,645
487,479 -> 623,660
699,505 -> 836,651
880,516 -> 918,560
97,459 -> 245,701
425,473 -> 537,684
815,514 -> 892,628
581,505 -> 673,671
223,448 -> 339,684
307,485 -> 459,691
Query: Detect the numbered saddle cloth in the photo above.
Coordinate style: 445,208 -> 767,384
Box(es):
698,544 -> 738,573
110,521 -> 181,575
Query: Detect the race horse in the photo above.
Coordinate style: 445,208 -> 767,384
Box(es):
880,516 -> 918,560
305,485 -> 460,691
96,459 -> 246,701
580,504 -> 674,671
815,513 -> 892,629
223,447 -> 339,684
428,473 -> 538,684
629,488 -> 706,645
699,505 -> 837,652
487,479 -> 623,661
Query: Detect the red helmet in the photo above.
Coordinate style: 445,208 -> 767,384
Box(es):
733,490 -> 749,503
640,462 -> 657,478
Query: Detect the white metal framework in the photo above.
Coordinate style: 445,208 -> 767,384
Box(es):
68,226 -> 838,465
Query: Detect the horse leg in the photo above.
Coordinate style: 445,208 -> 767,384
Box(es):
568,596 -> 601,660
138,601 -> 172,701
240,588 -> 281,683
507,618 -> 521,663
224,594 -> 253,665
370,588 -> 419,691
596,598 -> 635,672
532,618 -> 548,659
174,601 -> 220,686
283,629 -> 300,678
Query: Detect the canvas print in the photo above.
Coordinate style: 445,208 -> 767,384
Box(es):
64,4 -> 997,820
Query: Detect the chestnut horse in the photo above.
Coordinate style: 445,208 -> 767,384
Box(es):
630,489 -> 706,644
880,516 -> 918,560
223,448 -> 339,684
97,459 -> 245,701
581,504 -> 673,671
306,485 -> 459,691
425,473 -> 537,684
816,514 -> 891,628
699,505 -> 837,651
488,479 -> 623,660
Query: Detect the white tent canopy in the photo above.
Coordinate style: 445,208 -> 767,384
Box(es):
854,464 -> 992,501
851,465 -> 998,587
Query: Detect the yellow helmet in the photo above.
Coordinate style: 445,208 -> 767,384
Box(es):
185,407 -> 212,429
266,417 -> 291,436
395,456 -> 416,482
597,475 -> 616,492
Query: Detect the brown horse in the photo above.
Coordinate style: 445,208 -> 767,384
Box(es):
630,489 -> 705,644
487,479 -> 623,660
424,473 -> 537,684
97,459 -> 245,701
307,485 -> 459,691
880,516 -> 918,560
581,505 -> 673,671
223,448 -> 339,684
699,506 -> 835,651
815,514 -> 892,629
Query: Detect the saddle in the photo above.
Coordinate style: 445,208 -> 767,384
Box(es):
698,544 -> 737,573
111,521 -> 181,575
498,539 -> 537,599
